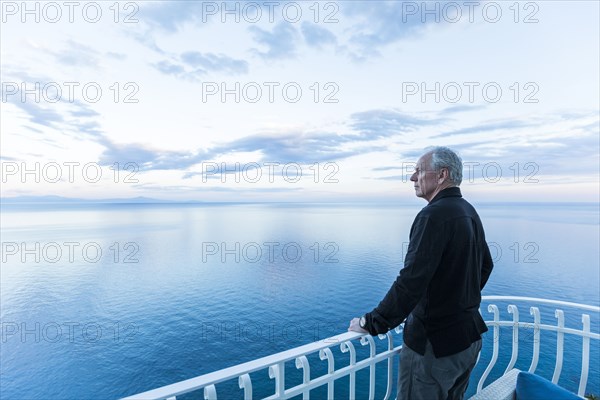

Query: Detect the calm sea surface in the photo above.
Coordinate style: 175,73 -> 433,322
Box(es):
1,203 -> 598,399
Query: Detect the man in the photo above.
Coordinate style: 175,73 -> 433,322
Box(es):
349,146 -> 494,400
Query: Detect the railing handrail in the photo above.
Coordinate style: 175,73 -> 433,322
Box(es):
482,296 -> 600,312
122,330 -> 378,400
122,296 -> 599,400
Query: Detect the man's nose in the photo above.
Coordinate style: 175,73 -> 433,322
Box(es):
410,173 -> 417,182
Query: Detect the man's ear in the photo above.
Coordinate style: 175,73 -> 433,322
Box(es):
438,168 -> 449,183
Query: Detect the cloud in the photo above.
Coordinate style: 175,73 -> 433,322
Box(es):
180,51 -> 249,74
95,129 -> 357,174
249,23 -> 299,60
153,52 -> 249,80
96,139 -> 207,170
2,76 -> 103,140
123,2 -> 209,54
136,2 -> 205,33
32,40 -> 119,69
202,110 -> 440,165
69,101 -> 100,118
440,105 -> 487,115
555,111 -> 596,121
126,1 -> 468,65
131,183 -> 303,194
212,132 -> 361,163
8,100 -> 65,128
106,52 -> 127,60
350,109 -> 445,138
337,2 -> 436,60
153,60 -> 186,77
374,175 -> 405,181
54,40 -> 100,67
372,166 -> 402,171
301,22 -> 337,48
429,122 -> 598,181
96,108 -> 447,173
127,1 -> 443,66
433,120 -> 535,137
576,120 -> 600,134
127,29 -> 166,54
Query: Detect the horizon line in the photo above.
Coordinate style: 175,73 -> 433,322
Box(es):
1,196 -> 599,206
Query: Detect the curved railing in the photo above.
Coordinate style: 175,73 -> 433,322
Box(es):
476,296 -> 600,397
122,296 -> 599,399
122,328 -> 404,400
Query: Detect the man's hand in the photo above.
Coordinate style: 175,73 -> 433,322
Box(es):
348,317 -> 368,334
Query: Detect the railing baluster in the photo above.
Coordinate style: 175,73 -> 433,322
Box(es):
319,348 -> 335,399
477,304 -> 500,393
295,356 -> 310,400
204,384 -> 217,400
383,333 -> 394,400
394,325 -> 404,400
238,373 -> 252,400
552,309 -> 565,384
504,305 -> 519,374
268,362 -> 285,398
528,307 -> 541,373
579,314 -> 591,396
340,340 -> 357,400
360,335 -> 377,400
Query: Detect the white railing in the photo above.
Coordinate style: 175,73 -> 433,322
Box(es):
122,296 -> 599,399
122,329 -> 404,400
476,296 -> 600,397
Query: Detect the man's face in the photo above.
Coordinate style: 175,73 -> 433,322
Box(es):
410,153 -> 440,202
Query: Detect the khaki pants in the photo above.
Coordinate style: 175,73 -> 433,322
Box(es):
397,339 -> 482,400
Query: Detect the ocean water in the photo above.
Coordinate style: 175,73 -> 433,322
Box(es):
1,202 -> 598,399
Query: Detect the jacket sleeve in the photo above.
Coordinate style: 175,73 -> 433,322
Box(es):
363,215 -> 447,335
480,241 -> 494,290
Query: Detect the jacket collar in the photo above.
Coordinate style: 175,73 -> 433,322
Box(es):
429,186 -> 462,204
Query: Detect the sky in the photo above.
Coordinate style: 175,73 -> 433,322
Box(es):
1,0 -> 599,203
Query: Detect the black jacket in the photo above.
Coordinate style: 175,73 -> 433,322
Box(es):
363,187 -> 493,357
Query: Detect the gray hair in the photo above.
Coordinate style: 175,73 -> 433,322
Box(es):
425,146 -> 463,186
